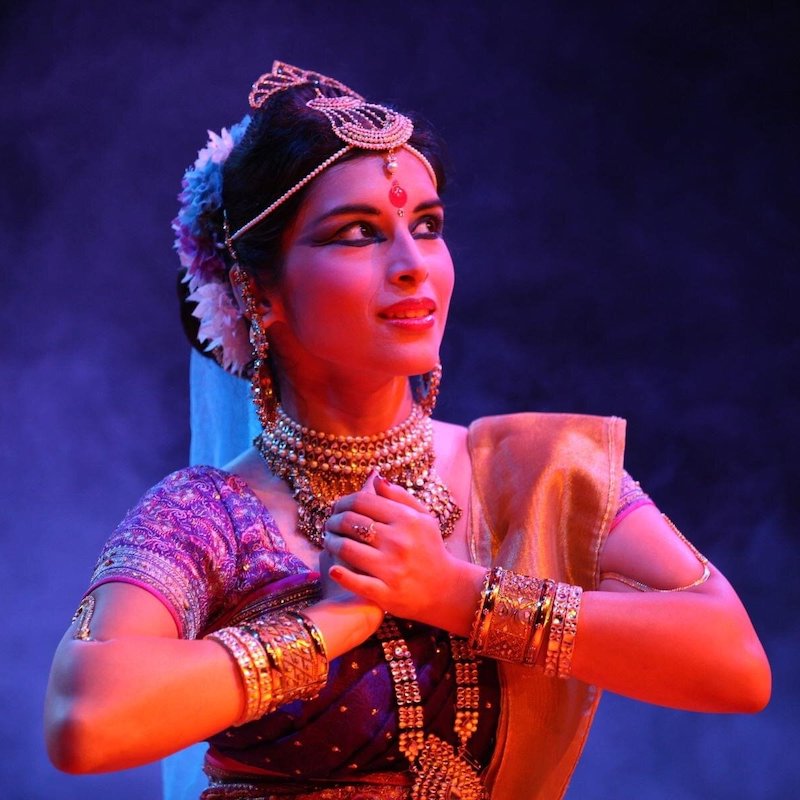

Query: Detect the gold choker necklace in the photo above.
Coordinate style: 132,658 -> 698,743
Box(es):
256,403 -> 462,547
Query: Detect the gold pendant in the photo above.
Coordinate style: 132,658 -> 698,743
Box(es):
411,735 -> 487,800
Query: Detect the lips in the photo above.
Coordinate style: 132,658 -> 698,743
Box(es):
378,297 -> 436,320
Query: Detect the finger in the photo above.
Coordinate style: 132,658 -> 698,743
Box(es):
373,473 -> 428,514
318,548 -> 333,573
327,469 -> 380,515
328,563 -> 387,607
331,491 -> 395,523
325,511 -> 380,544
349,520 -> 377,546
323,531 -> 385,572
360,468 -> 380,495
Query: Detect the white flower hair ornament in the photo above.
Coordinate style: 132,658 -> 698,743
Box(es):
172,115 -> 253,375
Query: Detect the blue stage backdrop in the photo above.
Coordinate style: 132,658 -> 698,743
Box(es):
1,2 -> 796,798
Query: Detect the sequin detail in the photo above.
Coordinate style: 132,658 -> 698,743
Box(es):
612,469 -> 654,528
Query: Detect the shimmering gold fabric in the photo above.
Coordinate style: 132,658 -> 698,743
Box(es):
467,412 -> 626,800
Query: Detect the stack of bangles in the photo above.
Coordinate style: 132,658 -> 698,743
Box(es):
205,610 -> 328,725
468,567 -> 583,679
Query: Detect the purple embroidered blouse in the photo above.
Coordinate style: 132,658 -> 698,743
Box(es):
86,465 -> 651,781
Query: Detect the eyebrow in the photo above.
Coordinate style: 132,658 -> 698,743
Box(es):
310,198 -> 444,227
413,199 -> 444,213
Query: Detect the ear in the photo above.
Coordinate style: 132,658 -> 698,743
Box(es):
228,266 -> 284,329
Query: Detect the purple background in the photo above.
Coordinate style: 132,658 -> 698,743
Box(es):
2,2 -> 797,798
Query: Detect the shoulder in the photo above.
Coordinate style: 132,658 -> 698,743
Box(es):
466,411 -> 626,452
132,465 -> 254,515
148,464 -> 236,493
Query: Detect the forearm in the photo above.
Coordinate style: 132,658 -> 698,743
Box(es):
571,573 -> 771,712
45,634 -> 242,773
438,560 -> 770,713
303,596 -> 384,656
46,595 -> 381,774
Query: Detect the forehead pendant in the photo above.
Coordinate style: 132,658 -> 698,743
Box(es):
384,150 -> 407,216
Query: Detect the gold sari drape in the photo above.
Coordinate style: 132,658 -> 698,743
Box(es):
468,412 -> 626,800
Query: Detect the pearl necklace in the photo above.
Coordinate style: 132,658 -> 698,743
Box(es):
256,403 -> 462,547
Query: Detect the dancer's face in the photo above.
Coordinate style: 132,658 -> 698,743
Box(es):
263,149 -> 454,385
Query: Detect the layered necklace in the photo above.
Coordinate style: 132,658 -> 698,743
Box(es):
256,403 -> 486,798
256,402 -> 462,547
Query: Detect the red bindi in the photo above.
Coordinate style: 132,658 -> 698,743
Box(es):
388,180 -> 407,208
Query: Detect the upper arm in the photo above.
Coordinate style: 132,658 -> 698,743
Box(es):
80,582 -> 180,640
50,582 -> 179,701
598,503 -> 711,593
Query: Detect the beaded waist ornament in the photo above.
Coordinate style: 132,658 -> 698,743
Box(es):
378,618 -> 487,800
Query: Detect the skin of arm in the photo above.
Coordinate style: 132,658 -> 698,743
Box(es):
571,503 -> 771,712
45,575 -> 382,774
46,478 -> 770,773
325,479 -> 772,714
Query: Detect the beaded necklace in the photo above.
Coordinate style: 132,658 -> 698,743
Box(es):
378,618 -> 487,800
257,403 -> 483,797
256,403 -> 462,547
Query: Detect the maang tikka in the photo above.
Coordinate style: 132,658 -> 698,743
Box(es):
383,149 -> 408,217
224,60 -> 438,256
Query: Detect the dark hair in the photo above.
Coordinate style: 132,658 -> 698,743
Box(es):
179,80 -> 447,357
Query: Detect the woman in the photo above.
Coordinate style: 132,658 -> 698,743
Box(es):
45,62 -> 771,800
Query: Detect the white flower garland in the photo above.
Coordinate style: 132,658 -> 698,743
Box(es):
172,116 -> 252,374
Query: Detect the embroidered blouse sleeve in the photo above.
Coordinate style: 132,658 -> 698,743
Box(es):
610,469 -> 655,530
86,467 -> 246,639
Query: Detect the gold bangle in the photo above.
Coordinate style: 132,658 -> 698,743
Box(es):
543,582 -> 583,679
544,582 -> 570,677
527,579 -> 556,665
293,610 -> 328,664
206,611 -> 329,725
557,585 -> 583,679
246,611 -> 329,706
206,627 -> 265,725
488,571 -> 543,663
469,570 -> 562,667
468,567 -> 503,651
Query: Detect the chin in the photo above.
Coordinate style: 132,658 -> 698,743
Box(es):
374,343 -> 440,378
400,353 -> 441,378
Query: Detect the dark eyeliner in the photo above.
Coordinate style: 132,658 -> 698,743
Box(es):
412,214 -> 444,239
311,221 -> 385,247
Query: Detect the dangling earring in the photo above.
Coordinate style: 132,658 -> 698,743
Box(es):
412,362 -> 442,417
231,269 -> 277,428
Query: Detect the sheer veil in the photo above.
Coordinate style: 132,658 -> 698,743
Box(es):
162,350 -> 259,799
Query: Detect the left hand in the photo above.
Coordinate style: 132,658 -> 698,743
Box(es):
322,471 -> 460,625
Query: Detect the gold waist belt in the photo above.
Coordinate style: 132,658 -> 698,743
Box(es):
201,779 -> 411,800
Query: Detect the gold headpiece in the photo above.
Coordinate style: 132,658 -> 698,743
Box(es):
248,61 -> 363,108
225,61 -> 437,256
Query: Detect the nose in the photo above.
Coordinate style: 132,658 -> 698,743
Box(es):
386,229 -> 428,287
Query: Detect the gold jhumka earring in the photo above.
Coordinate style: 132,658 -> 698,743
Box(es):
230,267 -> 277,428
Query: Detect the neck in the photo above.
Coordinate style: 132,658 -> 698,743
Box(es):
256,379 -> 460,546
276,372 -> 415,436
